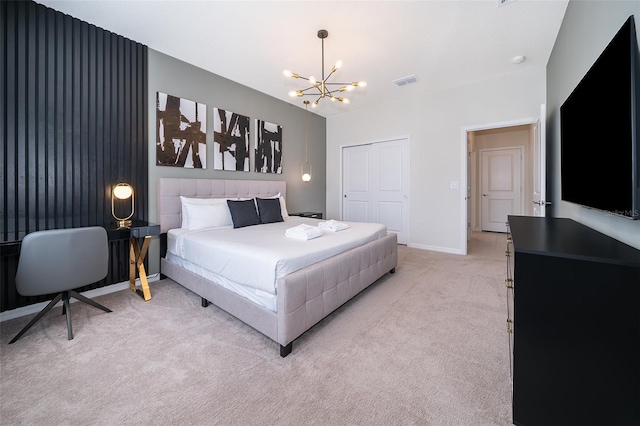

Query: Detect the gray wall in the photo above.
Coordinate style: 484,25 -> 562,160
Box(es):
146,49 -> 327,272
547,0 -> 640,248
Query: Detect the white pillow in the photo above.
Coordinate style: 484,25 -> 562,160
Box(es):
180,196 -> 233,230
279,195 -> 289,219
180,196 -> 214,228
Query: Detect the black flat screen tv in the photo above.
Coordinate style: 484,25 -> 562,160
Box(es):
560,15 -> 640,219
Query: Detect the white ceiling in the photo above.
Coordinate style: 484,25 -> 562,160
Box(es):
36,0 -> 569,118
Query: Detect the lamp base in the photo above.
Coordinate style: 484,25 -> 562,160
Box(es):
116,219 -> 132,229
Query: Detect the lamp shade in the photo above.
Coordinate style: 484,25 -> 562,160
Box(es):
112,183 -> 133,200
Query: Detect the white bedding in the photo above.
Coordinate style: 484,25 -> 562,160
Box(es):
166,217 -> 387,295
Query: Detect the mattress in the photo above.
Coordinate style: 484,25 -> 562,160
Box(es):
165,252 -> 278,312
166,217 -> 387,295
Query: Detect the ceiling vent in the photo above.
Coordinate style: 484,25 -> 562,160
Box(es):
393,75 -> 419,87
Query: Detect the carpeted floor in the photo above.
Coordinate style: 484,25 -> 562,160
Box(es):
0,236 -> 512,425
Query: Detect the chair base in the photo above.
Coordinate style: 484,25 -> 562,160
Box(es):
9,290 -> 112,344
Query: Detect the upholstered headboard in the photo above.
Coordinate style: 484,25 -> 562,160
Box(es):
157,178 -> 287,233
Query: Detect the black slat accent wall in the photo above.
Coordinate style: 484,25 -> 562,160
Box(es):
1,1 -> 148,312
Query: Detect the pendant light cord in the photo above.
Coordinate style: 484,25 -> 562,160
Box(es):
305,101 -> 309,162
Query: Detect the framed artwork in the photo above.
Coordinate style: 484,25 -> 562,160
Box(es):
156,92 -> 206,168
255,119 -> 282,174
213,108 -> 250,171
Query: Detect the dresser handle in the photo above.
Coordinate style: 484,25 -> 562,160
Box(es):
505,278 -> 513,289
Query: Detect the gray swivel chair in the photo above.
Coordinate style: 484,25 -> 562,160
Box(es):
9,226 -> 112,344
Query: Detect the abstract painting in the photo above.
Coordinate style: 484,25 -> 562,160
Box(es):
213,108 -> 250,171
255,119 -> 282,174
156,92 -> 206,168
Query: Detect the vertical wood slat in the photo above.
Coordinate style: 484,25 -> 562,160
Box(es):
1,1 -> 148,312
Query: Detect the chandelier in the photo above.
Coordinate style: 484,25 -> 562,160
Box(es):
283,29 -> 366,108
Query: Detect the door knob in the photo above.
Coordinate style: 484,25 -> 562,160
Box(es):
482,193 -> 489,196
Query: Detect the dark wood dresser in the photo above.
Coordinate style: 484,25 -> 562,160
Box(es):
506,215 -> 640,426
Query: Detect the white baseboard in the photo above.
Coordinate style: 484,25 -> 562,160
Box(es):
0,274 -> 161,323
407,243 -> 465,255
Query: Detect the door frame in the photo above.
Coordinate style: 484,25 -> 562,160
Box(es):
340,135 -> 411,243
478,146 -> 525,232
460,118 -> 538,255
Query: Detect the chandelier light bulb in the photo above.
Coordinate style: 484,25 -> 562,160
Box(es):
342,98 -> 350,104
309,76 -> 317,85
288,91 -> 297,97
358,81 -> 367,87
283,70 -> 292,77
334,60 -> 342,69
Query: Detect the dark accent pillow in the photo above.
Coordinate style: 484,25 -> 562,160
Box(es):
226,199 -> 259,228
256,197 -> 284,224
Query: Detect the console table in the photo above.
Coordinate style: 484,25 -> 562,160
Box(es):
104,220 -> 160,301
506,215 -> 640,426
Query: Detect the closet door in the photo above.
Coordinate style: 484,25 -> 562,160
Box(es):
342,144 -> 371,223
342,138 -> 410,244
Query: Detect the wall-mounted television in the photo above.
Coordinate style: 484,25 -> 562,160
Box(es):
560,15 -> 640,219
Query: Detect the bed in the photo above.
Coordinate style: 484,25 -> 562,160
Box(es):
157,178 -> 398,356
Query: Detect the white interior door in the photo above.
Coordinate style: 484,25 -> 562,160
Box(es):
481,147 -> 523,233
371,140 -> 409,242
342,138 -> 410,244
467,149 -> 475,242
342,145 -> 371,223
532,104 -> 547,216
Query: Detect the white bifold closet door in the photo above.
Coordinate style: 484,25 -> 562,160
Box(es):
342,138 -> 410,244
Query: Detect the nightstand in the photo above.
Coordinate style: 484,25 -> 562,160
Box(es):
289,212 -> 323,219
104,219 -> 160,301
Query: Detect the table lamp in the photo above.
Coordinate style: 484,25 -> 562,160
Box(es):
111,183 -> 134,228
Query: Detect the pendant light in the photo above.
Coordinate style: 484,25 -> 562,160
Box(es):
301,100 -> 312,182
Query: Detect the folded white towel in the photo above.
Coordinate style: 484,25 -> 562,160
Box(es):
318,219 -> 350,232
285,223 -> 323,240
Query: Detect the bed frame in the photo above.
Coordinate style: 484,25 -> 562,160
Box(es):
157,178 -> 398,356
